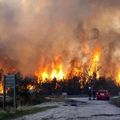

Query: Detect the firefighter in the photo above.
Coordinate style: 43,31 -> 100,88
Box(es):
88,86 -> 92,100
92,89 -> 96,100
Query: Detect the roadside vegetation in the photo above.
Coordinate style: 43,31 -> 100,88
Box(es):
111,97 -> 120,107
0,106 -> 57,120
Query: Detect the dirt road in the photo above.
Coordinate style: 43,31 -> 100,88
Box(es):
15,97 -> 120,120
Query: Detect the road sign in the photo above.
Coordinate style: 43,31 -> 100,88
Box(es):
3,74 -> 17,112
5,75 -> 15,88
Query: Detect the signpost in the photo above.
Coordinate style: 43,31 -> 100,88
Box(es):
3,74 -> 16,112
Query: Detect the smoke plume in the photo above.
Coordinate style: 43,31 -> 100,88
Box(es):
0,0 -> 120,77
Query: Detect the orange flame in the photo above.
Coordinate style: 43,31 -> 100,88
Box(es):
88,47 -> 101,78
35,56 -> 65,83
27,84 -> 34,91
115,70 -> 120,86
0,82 -> 3,94
35,45 -> 103,83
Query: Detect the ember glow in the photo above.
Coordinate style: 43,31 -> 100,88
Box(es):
27,84 -> 35,91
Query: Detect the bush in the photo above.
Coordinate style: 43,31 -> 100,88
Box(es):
28,94 -> 47,105
18,93 -> 47,106
111,97 -> 120,107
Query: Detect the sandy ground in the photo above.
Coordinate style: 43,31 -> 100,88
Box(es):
14,97 -> 120,120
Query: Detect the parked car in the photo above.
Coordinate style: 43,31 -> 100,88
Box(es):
96,90 -> 110,100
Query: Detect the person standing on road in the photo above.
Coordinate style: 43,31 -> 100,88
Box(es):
92,89 -> 96,100
88,86 -> 92,100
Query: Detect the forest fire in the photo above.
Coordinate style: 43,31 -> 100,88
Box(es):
0,43 -> 119,94
35,58 -> 65,83
34,45 -> 119,87
0,0 -> 119,95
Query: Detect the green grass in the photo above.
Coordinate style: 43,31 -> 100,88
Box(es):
0,106 -> 57,120
110,96 -> 120,107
